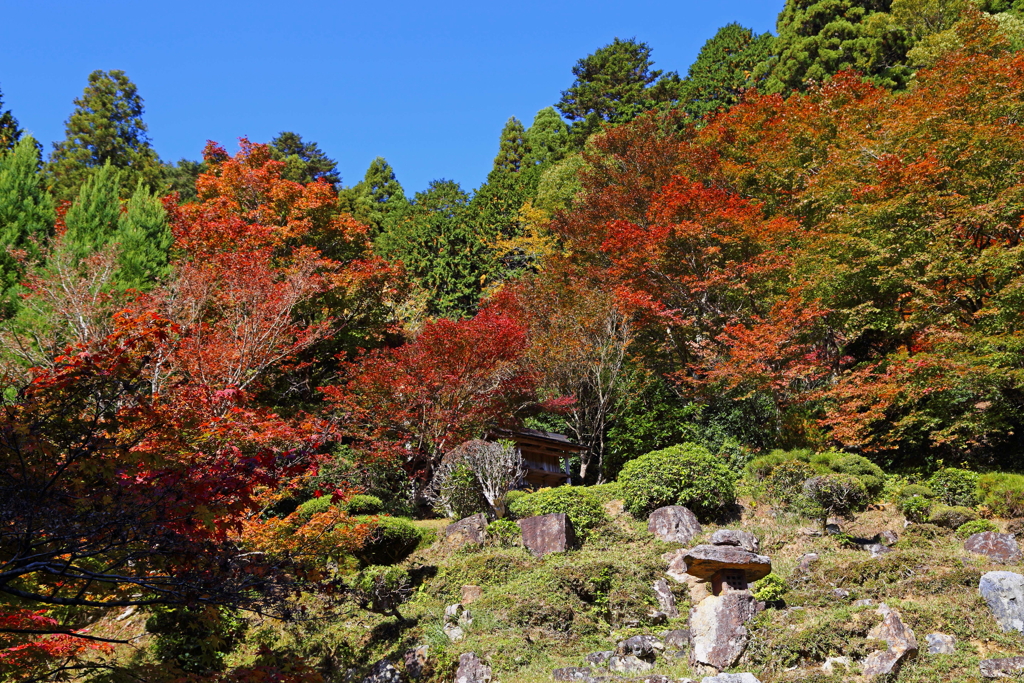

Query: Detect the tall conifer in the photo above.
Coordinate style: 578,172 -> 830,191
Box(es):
116,182 -> 171,290
63,162 -> 122,258
0,86 -> 23,153
0,137 -> 54,308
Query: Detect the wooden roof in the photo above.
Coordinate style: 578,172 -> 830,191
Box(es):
491,428 -> 586,455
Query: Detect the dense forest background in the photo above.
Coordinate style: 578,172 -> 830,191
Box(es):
6,0 -> 1024,679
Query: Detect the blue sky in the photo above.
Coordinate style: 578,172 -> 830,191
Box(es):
0,1 -> 783,195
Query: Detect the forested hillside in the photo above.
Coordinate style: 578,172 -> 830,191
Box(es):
6,1 -> 1024,681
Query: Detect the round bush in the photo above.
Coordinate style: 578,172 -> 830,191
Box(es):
507,486 -> 607,538
341,495 -> 384,515
928,504 -> 979,529
955,519 -> 999,539
753,573 -> 788,602
899,495 -> 933,523
586,482 -> 624,504
928,467 -> 979,507
296,495 -> 333,520
619,443 -> 736,520
486,519 -> 521,547
354,516 -> 423,565
763,460 -> 818,508
898,484 -> 937,501
828,455 -> 885,500
799,473 -> 868,527
977,473 -> 1024,518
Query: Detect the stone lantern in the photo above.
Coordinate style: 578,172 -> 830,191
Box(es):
682,529 -> 771,595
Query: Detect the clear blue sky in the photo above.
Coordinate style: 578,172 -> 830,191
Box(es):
0,1 -> 783,195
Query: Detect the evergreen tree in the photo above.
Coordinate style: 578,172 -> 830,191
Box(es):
341,157 -> 410,234
490,117 -> 528,174
680,24 -> 776,122
759,0 -> 913,94
0,137 -> 54,309
48,70 -> 161,201
116,182 -> 171,289
472,117 -> 539,242
270,131 -> 341,185
376,179 -> 484,317
161,158 -> 207,204
523,107 -> 570,168
557,38 -> 683,142
0,86 -> 23,154
63,162 -> 122,259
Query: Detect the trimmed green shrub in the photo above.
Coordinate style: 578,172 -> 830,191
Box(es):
899,495 -> 933,523
762,460 -> 817,508
508,486 -> 607,538
977,473 -> 1024,518
898,484 -> 937,501
619,443 -> 736,520
586,482 -> 623,504
349,565 -> 412,619
353,516 -> 423,565
828,455 -> 885,500
753,573 -> 788,602
296,495 -> 333,520
799,473 -> 868,529
341,494 -> 384,515
487,519 -> 521,547
744,448 -> 813,482
955,519 -> 998,539
504,489 -> 528,508
928,504 -> 979,529
928,467 -> 979,507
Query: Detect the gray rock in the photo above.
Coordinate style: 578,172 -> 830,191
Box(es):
647,610 -> 668,625
700,674 -> 761,683
582,651 -> 613,667
795,553 -> 819,575
361,659 -> 404,683
445,514 -> 488,547
825,523 -> 842,535
980,571 -> 1024,633
458,609 -> 473,628
865,543 -> 894,558
855,599 -> 875,607
862,604 -> 918,677
880,530 -> 899,545
615,634 -> 662,659
821,656 -> 851,673
608,655 -> 654,673
966,532 -> 1023,564
518,513 -> 577,558
832,588 -> 850,600
443,624 -> 465,642
926,633 -> 955,655
980,656 -> 1024,678
454,653 -> 491,683
681,545 -> 772,582
653,578 -> 680,618
404,646 -> 429,680
660,629 -> 689,650
553,667 -> 595,681
648,506 -> 702,544
689,591 -> 758,670
444,604 -> 463,623
709,529 -> 760,553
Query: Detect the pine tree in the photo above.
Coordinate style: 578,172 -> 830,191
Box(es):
342,157 -> 410,234
270,131 -> 341,185
0,137 -> 54,308
680,24 -> 776,122
523,107 -> 570,168
0,86 -> 23,154
115,182 -> 171,289
63,162 -> 122,259
48,70 -> 161,201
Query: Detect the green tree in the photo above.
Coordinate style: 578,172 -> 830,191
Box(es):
48,70 -> 161,201
376,179 -> 485,317
161,158 -> 207,203
270,131 -> 341,185
557,38 -> 683,142
0,86 -> 23,153
681,23 -> 776,121
63,162 -> 122,258
523,107 -> 570,168
0,137 -> 54,309
116,182 -> 171,289
759,0 -> 913,93
342,157 -> 410,234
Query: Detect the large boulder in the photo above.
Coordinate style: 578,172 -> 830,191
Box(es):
980,657 -> 1024,678
980,571 -> 1024,633
709,529 -> 760,553
965,532 -> 1023,564
615,634 -> 662,660
689,591 -> 758,671
445,514 -> 488,547
862,604 -> 918,678
518,513 -> 577,558
653,578 -> 680,618
682,545 -> 772,582
648,505 -> 702,544
454,653 -> 491,683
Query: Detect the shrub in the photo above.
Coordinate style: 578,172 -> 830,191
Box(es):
928,467 -> 979,507
427,461 -> 488,520
955,519 -> 998,539
505,489 -> 528,509
507,486 -> 607,538
486,519 -> 521,547
340,495 -> 384,515
799,473 -> 868,530
898,484 -> 937,501
827,455 -> 885,500
928,504 -> 979,529
586,482 -> 623,504
619,443 -> 736,520
353,516 -> 423,565
899,495 -> 933,523
349,565 -> 412,620
977,473 -> 1024,518
762,460 -> 818,508
744,448 -> 813,482
753,573 -> 788,602
296,495 -> 334,520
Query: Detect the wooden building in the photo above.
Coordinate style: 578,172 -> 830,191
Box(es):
491,428 -> 586,488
